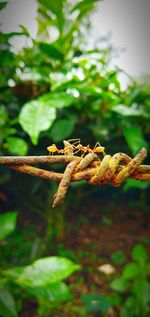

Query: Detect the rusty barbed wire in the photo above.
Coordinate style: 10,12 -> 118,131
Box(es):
0,148 -> 150,208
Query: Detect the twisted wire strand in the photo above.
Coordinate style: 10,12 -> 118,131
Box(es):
0,148 -> 149,207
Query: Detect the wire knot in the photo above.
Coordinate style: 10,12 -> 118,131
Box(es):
53,148 -> 148,207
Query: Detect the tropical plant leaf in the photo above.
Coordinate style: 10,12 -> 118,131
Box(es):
110,278 -> 129,293
132,244 -> 148,265
49,117 -> 76,142
6,137 -> 28,155
19,100 -> 56,145
5,257 -> 80,287
29,281 -> 72,303
122,263 -> 141,279
123,124 -> 148,155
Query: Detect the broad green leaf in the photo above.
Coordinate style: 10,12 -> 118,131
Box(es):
110,278 -> 129,293
28,282 -> 71,303
39,43 -> 63,61
50,117 -> 76,142
19,100 -> 56,145
123,125 -> 148,155
6,257 -> 80,287
6,137 -> 28,155
122,263 -> 141,279
0,287 -> 18,317
132,244 -> 148,265
31,282 -> 71,315
39,92 -> 76,109
0,212 -> 17,241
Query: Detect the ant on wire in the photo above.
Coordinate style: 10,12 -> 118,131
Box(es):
74,142 -> 106,156
47,139 -> 105,156
47,139 -> 80,155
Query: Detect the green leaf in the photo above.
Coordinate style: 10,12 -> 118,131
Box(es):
19,100 -> 56,145
29,281 -> 71,303
132,244 -> 148,265
38,0 -> 63,18
6,257 -> 80,287
126,87 -> 141,105
122,263 -> 141,279
110,278 -> 129,293
6,137 -> 28,155
39,92 -> 76,109
133,278 -> 150,302
50,117 -> 76,142
121,297 -> 139,317
0,212 -> 17,241
37,0 -> 63,32
111,251 -> 126,265
31,282 -> 71,315
124,179 -> 150,191
39,43 -> 63,61
112,104 -> 142,117
123,125 -> 148,155
81,293 -> 110,313
71,0 -> 98,13
0,287 -> 18,317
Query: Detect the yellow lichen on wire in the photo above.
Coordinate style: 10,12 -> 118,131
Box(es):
0,147 -> 149,208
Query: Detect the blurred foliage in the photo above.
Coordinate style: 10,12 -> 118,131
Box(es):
0,212 -> 80,317
0,0 -> 149,160
110,244 -> 150,317
0,1 -> 150,314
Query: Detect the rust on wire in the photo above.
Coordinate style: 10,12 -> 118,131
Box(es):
0,147 -> 150,208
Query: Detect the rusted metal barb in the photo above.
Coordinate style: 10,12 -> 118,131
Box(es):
0,147 -> 149,208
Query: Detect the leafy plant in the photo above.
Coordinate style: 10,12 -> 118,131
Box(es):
0,212 -> 80,316
110,244 -> 150,317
